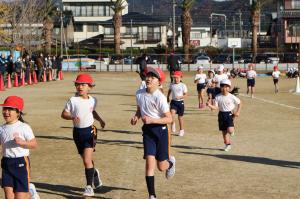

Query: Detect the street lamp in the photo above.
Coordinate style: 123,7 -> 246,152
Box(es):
210,13 -> 227,46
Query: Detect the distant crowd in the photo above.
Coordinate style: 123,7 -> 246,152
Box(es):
0,53 -> 63,83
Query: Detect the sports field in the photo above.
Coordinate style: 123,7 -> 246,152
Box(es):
0,72 -> 299,199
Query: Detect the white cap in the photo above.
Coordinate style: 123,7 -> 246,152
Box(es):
197,66 -> 204,70
217,64 -> 224,72
220,79 -> 231,87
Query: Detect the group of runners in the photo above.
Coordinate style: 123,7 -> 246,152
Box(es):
0,61 -> 283,199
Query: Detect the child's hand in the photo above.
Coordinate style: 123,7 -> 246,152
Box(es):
13,133 -> 25,146
142,116 -> 153,124
131,116 -> 138,125
100,120 -> 105,129
72,117 -> 80,125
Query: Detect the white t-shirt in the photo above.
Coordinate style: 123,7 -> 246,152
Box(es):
246,70 -> 257,79
194,73 -> 207,84
214,93 -> 241,112
139,81 -> 146,90
272,71 -> 280,79
136,88 -> 169,119
64,95 -> 97,128
169,82 -> 188,101
213,74 -> 229,87
0,121 -> 35,158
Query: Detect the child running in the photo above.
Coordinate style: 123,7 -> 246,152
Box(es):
246,64 -> 257,98
194,66 -> 207,109
131,67 -> 175,199
167,71 -> 187,136
207,79 -> 242,152
0,96 -> 38,199
272,66 -> 281,93
206,70 -> 217,110
61,74 -> 105,197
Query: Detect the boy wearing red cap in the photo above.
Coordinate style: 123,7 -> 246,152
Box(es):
167,71 -> 187,136
0,96 -> 38,199
61,74 -> 105,197
207,79 -> 242,152
272,66 -> 280,93
131,67 -> 175,199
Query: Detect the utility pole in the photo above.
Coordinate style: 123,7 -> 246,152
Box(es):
130,19 -> 133,71
60,10 -> 63,56
233,16 -> 236,38
238,10 -> 242,38
172,0 -> 176,52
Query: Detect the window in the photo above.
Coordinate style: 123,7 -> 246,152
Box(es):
147,27 -> 160,40
191,32 -> 201,40
99,6 -> 105,16
87,6 -> 93,16
104,27 -> 114,35
292,0 -> 300,9
75,6 -> 81,16
74,24 -> 83,32
93,5 -> 99,16
87,25 -> 99,32
81,6 -> 87,16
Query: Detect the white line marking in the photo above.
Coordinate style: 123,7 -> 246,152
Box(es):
239,93 -> 300,110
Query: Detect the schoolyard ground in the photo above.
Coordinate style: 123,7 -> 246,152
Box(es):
0,72 -> 299,199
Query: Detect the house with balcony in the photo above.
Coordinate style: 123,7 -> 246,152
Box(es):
62,0 -> 128,43
280,0 -> 300,48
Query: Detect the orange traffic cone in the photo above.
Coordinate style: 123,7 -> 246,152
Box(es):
28,72 -> 32,85
7,74 -> 12,89
21,72 -> 25,86
59,70 -> 64,80
48,70 -> 52,81
14,74 -> 19,87
0,74 -> 5,91
33,71 -> 38,84
43,70 -> 47,82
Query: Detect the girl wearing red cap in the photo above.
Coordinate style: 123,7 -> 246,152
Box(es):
0,96 -> 38,199
167,71 -> 187,136
131,67 -> 175,199
61,74 -> 105,197
272,66 -> 280,93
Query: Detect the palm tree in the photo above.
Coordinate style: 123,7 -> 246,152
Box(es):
42,0 -> 57,55
180,0 -> 195,63
250,0 -> 260,63
111,0 -> 126,55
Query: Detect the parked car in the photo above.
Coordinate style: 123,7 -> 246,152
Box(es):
194,55 -> 210,64
213,54 -> 230,64
110,55 -> 123,64
242,53 -> 253,63
229,55 -> 243,64
283,53 -> 298,63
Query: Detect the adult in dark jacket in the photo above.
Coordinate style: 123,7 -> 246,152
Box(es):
35,53 -> 44,82
137,53 -> 147,80
0,54 -> 7,78
6,55 -> 14,77
56,55 -> 63,79
167,53 -> 181,83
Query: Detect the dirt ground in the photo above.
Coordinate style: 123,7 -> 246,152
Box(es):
0,72 -> 299,199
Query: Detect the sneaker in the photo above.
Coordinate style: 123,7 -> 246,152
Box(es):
83,185 -> 94,197
171,123 -> 176,133
149,195 -> 157,199
166,156 -> 176,179
224,144 -> 232,152
179,130 -> 184,136
93,168 -> 103,189
29,183 -> 40,199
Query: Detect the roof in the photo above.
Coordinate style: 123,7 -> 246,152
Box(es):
101,12 -> 169,26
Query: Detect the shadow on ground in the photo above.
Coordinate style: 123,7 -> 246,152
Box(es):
181,151 -> 300,169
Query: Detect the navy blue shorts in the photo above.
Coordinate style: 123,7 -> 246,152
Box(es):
73,125 -> 97,155
247,79 -> 255,87
1,157 -> 30,192
170,100 -> 185,116
273,79 -> 279,84
218,111 -> 234,131
207,87 -> 217,99
197,83 -> 206,91
142,124 -> 170,161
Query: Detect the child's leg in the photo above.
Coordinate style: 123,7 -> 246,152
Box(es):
247,86 -> 250,95
15,192 -> 30,199
197,91 -> 201,104
171,109 -> 176,133
178,116 -> 184,130
251,86 -> 255,97
200,89 -> 205,104
81,148 -> 94,186
4,187 -> 15,199
145,155 -> 156,197
222,130 -> 230,145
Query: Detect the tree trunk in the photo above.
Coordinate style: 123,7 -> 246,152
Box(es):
113,13 -> 122,55
181,10 -> 192,63
44,17 -> 53,55
251,9 -> 260,63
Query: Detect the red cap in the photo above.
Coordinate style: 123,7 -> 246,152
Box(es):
172,71 -> 183,77
74,74 -> 95,86
0,96 -> 24,111
146,67 -> 166,83
273,65 -> 278,70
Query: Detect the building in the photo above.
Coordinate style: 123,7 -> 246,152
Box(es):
62,0 -> 128,43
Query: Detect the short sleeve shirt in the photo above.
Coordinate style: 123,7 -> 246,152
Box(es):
213,74 -> 228,87
64,95 -> 97,128
194,74 -> 207,84
0,121 -> 35,158
136,88 -> 169,119
272,71 -> 280,79
169,82 -> 188,101
246,70 -> 257,79
214,93 -> 241,112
